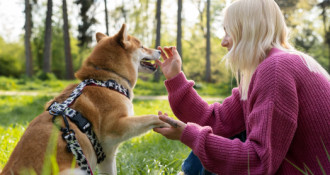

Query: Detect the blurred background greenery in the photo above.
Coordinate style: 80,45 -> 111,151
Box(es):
0,0 -> 329,173
0,0 -> 328,83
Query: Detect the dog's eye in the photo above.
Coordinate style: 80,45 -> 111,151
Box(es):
141,45 -> 144,49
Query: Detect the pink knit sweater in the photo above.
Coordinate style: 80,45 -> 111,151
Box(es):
164,48 -> 330,174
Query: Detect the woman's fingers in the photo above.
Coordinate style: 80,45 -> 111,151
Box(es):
158,46 -> 168,60
159,115 -> 181,128
171,46 -> 178,56
155,59 -> 162,67
164,47 -> 173,58
153,127 -> 170,135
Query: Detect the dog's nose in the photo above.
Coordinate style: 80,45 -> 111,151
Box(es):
157,50 -> 161,54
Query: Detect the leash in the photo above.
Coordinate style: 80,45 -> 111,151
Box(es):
47,79 -> 130,174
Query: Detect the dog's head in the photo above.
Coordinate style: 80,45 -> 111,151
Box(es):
75,24 -> 160,87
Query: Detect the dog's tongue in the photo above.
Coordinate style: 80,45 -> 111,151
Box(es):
141,60 -> 157,69
143,61 -> 153,66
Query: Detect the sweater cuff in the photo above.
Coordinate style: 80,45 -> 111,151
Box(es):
180,123 -> 212,150
164,72 -> 192,93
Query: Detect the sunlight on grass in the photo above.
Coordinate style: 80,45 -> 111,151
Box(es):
0,124 -> 26,168
117,132 -> 189,175
0,95 -> 191,174
0,95 -> 52,126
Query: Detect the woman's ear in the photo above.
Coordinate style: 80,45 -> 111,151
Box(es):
96,32 -> 107,43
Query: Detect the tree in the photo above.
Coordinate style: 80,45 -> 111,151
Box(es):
205,0 -> 211,82
275,0 -> 299,9
75,0 -> 97,67
274,0 -> 299,26
195,0 -> 212,82
177,0 -> 182,58
153,0 -> 162,82
42,0 -> 53,73
294,24 -> 317,53
104,0 -> 109,36
62,0 -> 74,79
318,0 -> 330,72
24,0 -> 33,77
75,0 -> 97,48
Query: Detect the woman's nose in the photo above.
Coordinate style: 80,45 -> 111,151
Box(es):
221,39 -> 228,48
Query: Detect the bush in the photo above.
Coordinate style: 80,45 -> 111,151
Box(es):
0,77 -> 18,90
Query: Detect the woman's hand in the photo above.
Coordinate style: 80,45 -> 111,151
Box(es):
156,46 -> 182,80
153,111 -> 186,140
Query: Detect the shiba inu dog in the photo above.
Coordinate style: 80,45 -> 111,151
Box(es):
1,24 -> 169,175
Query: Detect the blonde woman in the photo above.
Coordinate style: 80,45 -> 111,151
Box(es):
154,0 -> 330,174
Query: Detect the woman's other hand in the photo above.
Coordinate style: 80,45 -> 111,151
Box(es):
156,46 -> 182,80
153,111 -> 186,140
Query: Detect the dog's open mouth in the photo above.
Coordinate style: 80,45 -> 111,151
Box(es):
140,58 -> 158,71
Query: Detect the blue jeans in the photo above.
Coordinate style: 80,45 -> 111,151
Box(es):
181,131 -> 246,175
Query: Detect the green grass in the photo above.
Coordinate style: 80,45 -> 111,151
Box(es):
0,76 -> 232,97
0,76 -> 79,93
0,76 -> 224,174
0,95 -> 192,174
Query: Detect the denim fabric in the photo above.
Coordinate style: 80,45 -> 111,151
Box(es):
181,131 -> 247,175
181,152 -> 204,175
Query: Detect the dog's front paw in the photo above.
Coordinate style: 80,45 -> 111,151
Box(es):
154,115 -> 171,128
156,122 -> 171,128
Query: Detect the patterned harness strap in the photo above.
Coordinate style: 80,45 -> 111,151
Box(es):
47,79 -> 130,174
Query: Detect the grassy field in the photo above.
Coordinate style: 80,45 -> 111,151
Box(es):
0,95 -> 194,174
0,76 -> 232,97
0,75 -> 226,174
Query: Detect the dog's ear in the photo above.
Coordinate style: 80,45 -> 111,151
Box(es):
115,24 -> 131,49
96,32 -> 107,43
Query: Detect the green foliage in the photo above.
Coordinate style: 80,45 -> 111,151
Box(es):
134,78 -> 168,95
31,20 -> 87,79
0,76 -> 78,92
0,76 -> 232,97
0,37 -> 25,77
74,0 -> 98,48
181,36 -> 232,84
35,71 -> 58,81
0,95 -> 51,126
0,77 -> 18,90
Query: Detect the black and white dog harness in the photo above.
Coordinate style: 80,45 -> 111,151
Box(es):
47,79 -> 130,174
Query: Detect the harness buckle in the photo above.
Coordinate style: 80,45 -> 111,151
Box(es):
70,112 -> 91,133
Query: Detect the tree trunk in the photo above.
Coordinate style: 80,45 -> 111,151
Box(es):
205,0 -> 211,82
43,0 -> 53,73
104,0 -> 109,36
177,0 -> 183,70
318,0 -> 330,73
25,0 -> 33,77
154,0 -> 162,82
62,0 -> 74,79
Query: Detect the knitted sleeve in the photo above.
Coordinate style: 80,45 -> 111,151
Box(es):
179,55 -> 299,174
165,72 -> 245,137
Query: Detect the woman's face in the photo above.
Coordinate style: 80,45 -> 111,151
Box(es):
221,28 -> 233,51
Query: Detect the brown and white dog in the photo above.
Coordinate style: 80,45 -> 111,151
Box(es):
1,24 -> 169,175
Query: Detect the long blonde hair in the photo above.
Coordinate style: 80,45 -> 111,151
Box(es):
222,0 -> 330,100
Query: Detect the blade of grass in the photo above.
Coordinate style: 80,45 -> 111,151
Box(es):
285,158 -> 308,175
